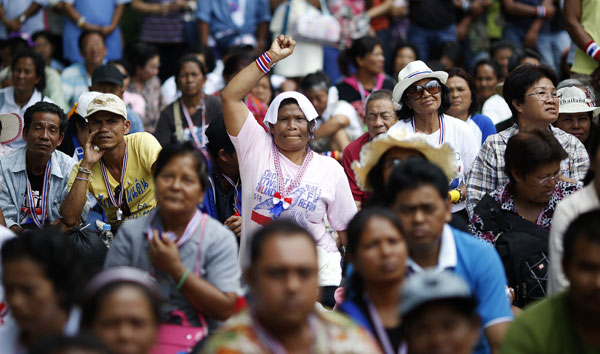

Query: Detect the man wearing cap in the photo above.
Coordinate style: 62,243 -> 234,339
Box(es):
466,64 -> 589,218
89,64 -> 144,134
0,102 -> 87,233
60,93 -> 162,229
401,270 -> 481,354
387,158 -> 513,354
342,89 -> 398,208
501,210 -> 600,353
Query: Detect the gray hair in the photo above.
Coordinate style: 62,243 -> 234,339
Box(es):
364,89 -> 398,115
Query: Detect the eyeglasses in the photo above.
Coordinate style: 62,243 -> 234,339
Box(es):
526,88 -> 560,101
537,171 -> 562,186
406,80 -> 442,100
113,185 -> 132,217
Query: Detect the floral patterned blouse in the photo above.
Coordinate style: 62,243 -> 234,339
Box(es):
470,181 -> 580,243
127,76 -> 163,133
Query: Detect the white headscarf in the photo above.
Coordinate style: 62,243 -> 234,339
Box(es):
263,91 -> 318,130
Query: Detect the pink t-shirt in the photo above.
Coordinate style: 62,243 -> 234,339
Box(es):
230,112 -> 357,268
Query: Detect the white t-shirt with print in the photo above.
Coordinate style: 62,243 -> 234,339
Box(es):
230,112 -> 357,285
392,114 -> 479,212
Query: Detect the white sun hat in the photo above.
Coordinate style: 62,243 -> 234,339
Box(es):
558,87 -> 600,117
392,60 -> 448,109
0,113 -> 23,144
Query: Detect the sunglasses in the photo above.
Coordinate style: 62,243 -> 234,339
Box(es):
406,80 -> 442,100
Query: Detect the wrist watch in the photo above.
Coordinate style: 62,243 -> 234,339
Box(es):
18,14 -> 26,24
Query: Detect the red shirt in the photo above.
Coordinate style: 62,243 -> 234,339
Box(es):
342,133 -> 372,203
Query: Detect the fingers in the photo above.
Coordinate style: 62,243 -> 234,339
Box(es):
86,129 -> 100,145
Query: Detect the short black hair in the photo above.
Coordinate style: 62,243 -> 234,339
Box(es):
504,129 -> 567,184
473,58 -> 504,81
446,67 -> 479,116
24,101 -> 67,135
398,79 -> 451,121
338,35 -> 382,77
12,48 -> 46,92
28,334 -> 112,354
222,46 -> 255,83
392,42 -> 419,65
77,29 -> 105,53
206,113 -> 235,161
489,40 -> 515,58
300,71 -> 331,93
127,42 -> 158,71
1,227 -> 85,312
250,219 -> 316,266
508,48 -> 542,72
186,43 -> 216,73
80,281 -> 162,329
386,158 -> 449,204
175,55 -> 207,91
503,64 -> 558,123
365,89 -> 394,116
153,141 -> 210,190
562,209 -> 600,266
403,298 -> 479,329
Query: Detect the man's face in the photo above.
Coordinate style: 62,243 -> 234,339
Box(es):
81,33 -> 106,68
90,82 -> 124,99
391,185 -> 451,252
247,234 -> 319,330
513,78 -> 559,126
366,99 -> 398,138
492,48 -> 513,76
88,111 -> 130,150
23,111 -> 64,157
564,237 -> 600,314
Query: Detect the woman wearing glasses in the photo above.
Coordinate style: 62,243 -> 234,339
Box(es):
466,65 -> 589,219
470,129 -> 580,243
391,61 -> 479,215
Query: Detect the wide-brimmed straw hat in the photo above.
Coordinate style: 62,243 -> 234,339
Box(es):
558,87 -> 600,117
352,127 -> 455,192
0,113 -> 23,144
392,60 -> 448,109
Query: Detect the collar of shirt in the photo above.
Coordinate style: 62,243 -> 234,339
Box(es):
9,147 -> 68,179
4,86 -> 42,110
407,224 -> 457,273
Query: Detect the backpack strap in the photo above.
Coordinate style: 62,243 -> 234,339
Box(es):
173,100 -> 184,142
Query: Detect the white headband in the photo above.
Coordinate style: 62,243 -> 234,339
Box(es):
263,91 -> 319,129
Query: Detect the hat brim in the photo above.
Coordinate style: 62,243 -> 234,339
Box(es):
559,104 -> 600,117
0,113 -> 23,144
86,106 -> 127,120
392,71 -> 449,108
352,130 -> 456,192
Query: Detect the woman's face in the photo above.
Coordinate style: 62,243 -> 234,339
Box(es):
155,153 -> 205,216
91,285 -> 158,354
113,63 -> 131,90
514,78 -> 559,127
394,47 -> 417,76
555,112 -> 591,143
272,103 -> 311,154
357,45 -> 385,75
12,56 -> 40,93
305,88 -> 328,116
474,64 -> 497,102
34,36 -> 53,62
352,216 -> 407,286
138,55 -> 160,82
2,258 -> 65,337
514,161 -> 561,204
405,78 -> 443,117
446,76 -> 473,119
250,76 -> 272,106
177,61 -> 205,97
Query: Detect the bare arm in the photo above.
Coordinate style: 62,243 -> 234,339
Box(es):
564,0 -> 597,61
1,2 -> 42,32
366,0 -> 393,19
313,115 -> 350,139
221,34 -> 296,136
198,21 -> 210,46
60,2 -> 102,31
103,4 -> 125,36
486,322 -> 510,354
501,0 -> 538,17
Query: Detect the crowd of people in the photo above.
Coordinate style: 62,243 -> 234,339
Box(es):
0,0 -> 599,353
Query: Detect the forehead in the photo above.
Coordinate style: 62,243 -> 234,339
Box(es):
447,76 -> 468,87
83,33 -> 104,46
475,64 -> 495,76
15,56 -> 35,67
526,78 -> 555,92
395,184 -> 444,206
180,60 -> 202,72
255,234 -> 317,268
367,98 -> 394,112
30,111 -> 60,125
277,103 -> 306,117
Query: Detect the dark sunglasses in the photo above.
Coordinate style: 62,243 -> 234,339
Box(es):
114,185 -> 132,217
406,80 -> 442,100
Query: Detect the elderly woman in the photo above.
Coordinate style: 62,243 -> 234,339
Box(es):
104,142 -> 241,332
554,86 -> 600,150
391,60 -> 479,215
154,55 -> 221,147
446,68 -> 496,145
221,35 -> 356,306
470,129 -> 580,243
81,267 -> 162,354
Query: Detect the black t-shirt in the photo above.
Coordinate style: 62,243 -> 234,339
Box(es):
21,171 -> 45,227
408,0 -> 456,29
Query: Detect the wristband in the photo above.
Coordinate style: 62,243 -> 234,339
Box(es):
78,166 -> 93,176
255,52 -> 274,74
77,16 -> 86,28
536,5 -> 546,18
585,41 -> 600,60
176,268 -> 191,290
449,189 -> 461,204
75,177 -> 89,182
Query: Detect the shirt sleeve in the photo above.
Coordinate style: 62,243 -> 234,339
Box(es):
547,200 -> 572,294
196,0 -> 211,22
0,164 -> 18,229
475,114 -> 497,144
466,139 -> 498,219
228,111 -> 271,169
567,136 -> 589,182
342,143 -> 363,202
255,0 -> 272,23
327,163 -> 358,231
460,124 -> 479,178
137,133 -> 163,173
153,106 -> 175,146
203,223 -> 241,294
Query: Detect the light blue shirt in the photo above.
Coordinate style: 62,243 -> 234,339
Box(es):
0,147 -> 90,229
61,61 -> 91,107
196,0 -> 270,44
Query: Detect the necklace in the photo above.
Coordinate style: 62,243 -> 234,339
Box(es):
411,114 -> 445,144
25,160 -> 51,228
269,142 -> 312,218
100,143 -> 128,220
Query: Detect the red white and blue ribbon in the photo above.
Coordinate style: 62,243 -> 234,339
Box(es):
25,160 -> 51,228
222,173 -> 241,215
256,52 -> 273,74
269,141 -> 313,218
100,144 -> 128,221
411,114 -> 445,145
146,208 -> 203,247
